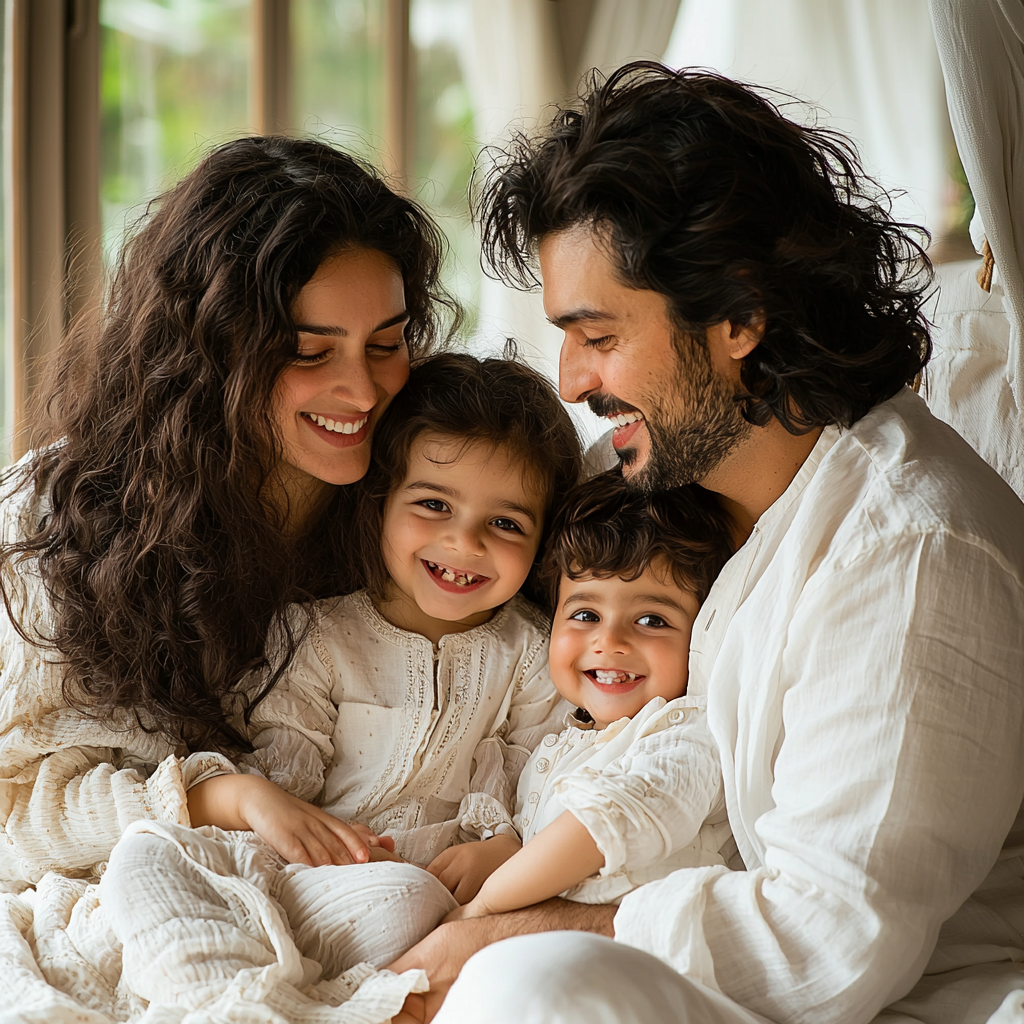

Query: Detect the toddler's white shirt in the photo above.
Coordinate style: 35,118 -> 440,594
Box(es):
516,696 -> 731,904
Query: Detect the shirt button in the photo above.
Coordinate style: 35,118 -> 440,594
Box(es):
668,709 -> 685,723
521,816 -> 530,827
528,792 -> 539,804
543,734 -> 558,747
535,758 -> 550,773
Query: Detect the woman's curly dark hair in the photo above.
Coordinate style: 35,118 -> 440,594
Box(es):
538,470 -> 734,613
352,350 -> 583,608
477,62 -> 933,431
2,135 -> 460,756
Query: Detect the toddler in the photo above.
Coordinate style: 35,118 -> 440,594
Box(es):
437,470 -> 735,917
102,353 -> 581,1009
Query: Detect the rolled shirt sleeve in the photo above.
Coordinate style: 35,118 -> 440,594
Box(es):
555,706 -> 723,879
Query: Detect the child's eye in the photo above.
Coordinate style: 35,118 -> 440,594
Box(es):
490,517 -> 523,533
417,499 -> 449,513
636,614 -> 668,628
569,609 -> 600,623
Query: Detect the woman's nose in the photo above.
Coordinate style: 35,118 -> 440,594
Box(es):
558,334 -> 603,404
331,351 -> 378,409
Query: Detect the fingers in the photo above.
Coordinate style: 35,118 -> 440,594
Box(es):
452,875 -> 482,905
320,815 -> 371,864
426,847 -> 457,879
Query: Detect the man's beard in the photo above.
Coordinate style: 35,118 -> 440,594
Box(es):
590,331 -> 751,493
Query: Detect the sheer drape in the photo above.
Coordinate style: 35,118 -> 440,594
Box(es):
459,1 -> 681,444
663,0 -> 947,235
928,0 -> 1024,464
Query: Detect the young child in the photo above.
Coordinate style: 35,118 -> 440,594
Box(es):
242,351 -> 581,870
101,353 -> 581,1006
435,470 -> 736,917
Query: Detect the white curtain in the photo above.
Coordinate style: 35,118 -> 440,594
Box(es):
577,0 -> 682,80
460,1 -> 681,446
663,0 -> 948,237
923,0 -> 1024,498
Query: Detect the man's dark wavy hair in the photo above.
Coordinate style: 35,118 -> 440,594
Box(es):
1,135 -> 459,756
538,470 -> 734,613
477,62 -> 933,432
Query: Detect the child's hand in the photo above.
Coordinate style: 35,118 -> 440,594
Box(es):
442,896 -> 492,923
187,774 -> 395,867
426,834 -> 522,904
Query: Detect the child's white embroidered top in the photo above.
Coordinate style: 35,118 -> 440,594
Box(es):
247,590 -> 569,865
515,695 -> 731,904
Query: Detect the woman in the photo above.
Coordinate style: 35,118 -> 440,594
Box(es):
0,135 -> 459,888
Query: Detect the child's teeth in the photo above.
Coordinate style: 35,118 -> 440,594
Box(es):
442,569 -> 455,581
594,670 -> 636,685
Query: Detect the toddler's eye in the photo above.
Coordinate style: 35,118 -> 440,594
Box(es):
491,517 -> 523,533
637,614 -> 668,628
569,609 -> 600,623
417,499 -> 449,513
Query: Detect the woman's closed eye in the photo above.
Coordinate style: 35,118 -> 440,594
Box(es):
366,340 -> 404,357
294,349 -> 332,365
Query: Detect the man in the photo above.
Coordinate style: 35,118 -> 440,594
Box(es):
391,64 -> 1024,1024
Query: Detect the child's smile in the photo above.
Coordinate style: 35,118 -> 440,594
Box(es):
376,432 -> 547,645
422,558 -> 491,592
549,558 -> 700,728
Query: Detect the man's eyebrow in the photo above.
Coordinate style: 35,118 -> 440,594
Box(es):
548,308 -> 619,330
294,310 -> 410,338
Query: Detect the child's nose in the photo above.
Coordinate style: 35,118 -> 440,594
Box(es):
443,521 -> 486,557
592,623 -> 630,655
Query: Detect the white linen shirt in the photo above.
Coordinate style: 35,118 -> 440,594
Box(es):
516,696 -> 732,905
247,590 -> 569,865
612,390 -> 1024,1024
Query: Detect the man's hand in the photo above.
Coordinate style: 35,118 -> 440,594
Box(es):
187,774 -> 395,866
387,900 -> 617,1023
426,835 -> 522,904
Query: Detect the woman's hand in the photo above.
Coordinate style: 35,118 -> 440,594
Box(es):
186,773 -> 394,866
426,834 -> 522,904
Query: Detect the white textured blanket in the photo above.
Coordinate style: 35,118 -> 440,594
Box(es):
0,821 -> 433,1023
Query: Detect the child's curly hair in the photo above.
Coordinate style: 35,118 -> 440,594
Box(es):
539,470 -> 735,612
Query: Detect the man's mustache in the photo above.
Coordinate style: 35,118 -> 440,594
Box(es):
586,393 -> 641,419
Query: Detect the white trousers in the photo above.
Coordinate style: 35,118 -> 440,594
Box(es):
434,932 -> 771,1024
434,933 -> 1024,1024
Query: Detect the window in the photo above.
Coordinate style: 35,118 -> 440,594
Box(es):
2,0 -> 482,461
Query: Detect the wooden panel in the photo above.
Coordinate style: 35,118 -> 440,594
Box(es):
251,0 -> 292,134
384,0 -> 411,185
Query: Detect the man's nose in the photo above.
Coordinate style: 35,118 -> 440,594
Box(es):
559,335 -> 602,404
